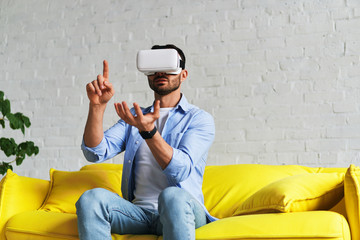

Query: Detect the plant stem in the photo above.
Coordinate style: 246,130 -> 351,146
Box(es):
2,159 -> 16,164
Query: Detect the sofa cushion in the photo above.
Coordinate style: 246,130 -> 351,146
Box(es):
202,164 -> 320,219
195,211 -> 350,240
80,163 -> 124,171
40,169 -> 122,214
5,211 -> 79,239
5,211 -> 159,240
0,170 -> 49,239
233,173 -> 344,216
5,211 -> 349,240
344,164 -> 360,240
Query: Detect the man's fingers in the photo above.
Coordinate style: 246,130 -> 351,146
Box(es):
103,60 -> 109,79
97,74 -> 105,90
122,102 -> 134,120
86,82 -> 96,94
153,100 -> 160,118
103,80 -> 114,95
115,103 -> 130,123
115,101 -> 136,124
133,103 -> 144,119
92,79 -> 102,96
114,103 -> 124,119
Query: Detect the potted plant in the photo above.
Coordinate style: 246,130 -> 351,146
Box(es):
0,90 -> 39,175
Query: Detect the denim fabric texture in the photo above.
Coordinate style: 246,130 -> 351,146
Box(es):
76,187 -> 207,240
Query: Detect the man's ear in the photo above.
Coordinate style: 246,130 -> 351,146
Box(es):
180,69 -> 188,83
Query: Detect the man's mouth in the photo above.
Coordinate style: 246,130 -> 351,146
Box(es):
154,76 -> 168,85
154,76 -> 168,81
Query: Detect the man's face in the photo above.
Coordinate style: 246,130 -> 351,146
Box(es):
147,72 -> 182,96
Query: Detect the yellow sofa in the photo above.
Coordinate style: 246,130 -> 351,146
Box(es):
0,163 -> 359,240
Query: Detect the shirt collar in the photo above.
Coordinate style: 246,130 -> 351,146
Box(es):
149,94 -> 191,113
175,94 -> 191,112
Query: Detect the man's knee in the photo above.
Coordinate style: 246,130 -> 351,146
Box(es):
76,188 -> 112,213
158,187 -> 189,210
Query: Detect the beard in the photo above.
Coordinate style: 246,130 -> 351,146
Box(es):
148,75 -> 181,96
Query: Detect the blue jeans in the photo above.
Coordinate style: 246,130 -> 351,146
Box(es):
75,187 -> 207,240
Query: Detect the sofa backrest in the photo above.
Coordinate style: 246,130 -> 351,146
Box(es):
202,164 -> 334,219
81,163 -> 346,219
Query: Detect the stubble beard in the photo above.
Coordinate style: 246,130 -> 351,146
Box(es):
149,75 -> 181,96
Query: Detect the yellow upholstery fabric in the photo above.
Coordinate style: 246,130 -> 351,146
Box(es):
195,211 -> 350,240
6,210 -> 160,240
80,163 -> 124,171
40,169 -> 122,213
330,197 -> 347,219
0,164 -> 353,240
202,164 -> 319,219
0,170 -> 49,239
6,211 -> 79,240
234,173 -> 344,216
5,211 -> 350,240
344,164 -> 360,240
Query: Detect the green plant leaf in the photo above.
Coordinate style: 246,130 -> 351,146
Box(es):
22,115 -> 31,128
6,113 -> 22,131
15,155 -> 25,166
18,141 -> 39,156
0,91 -> 39,175
6,112 -> 31,134
0,162 -> 13,175
0,137 -> 17,157
1,99 -> 11,117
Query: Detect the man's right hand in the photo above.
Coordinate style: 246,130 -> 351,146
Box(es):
86,60 -> 114,106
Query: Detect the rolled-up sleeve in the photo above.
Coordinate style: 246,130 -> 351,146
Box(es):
163,110 -> 215,184
81,120 -> 127,163
81,137 -> 109,163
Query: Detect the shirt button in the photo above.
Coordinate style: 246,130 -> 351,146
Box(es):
128,160 -> 131,164
135,141 -> 139,144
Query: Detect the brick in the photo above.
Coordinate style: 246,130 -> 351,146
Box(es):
297,152 -> 320,166
266,141 -> 305,152
277,153 -> 298,165
227,142 -> 265,153
327,127 -> 360,138
246,129 -> 284,141
306,139 -> 347,152
333,101 -> 357,113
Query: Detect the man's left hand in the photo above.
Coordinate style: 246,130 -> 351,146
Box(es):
114,100 -> 160,132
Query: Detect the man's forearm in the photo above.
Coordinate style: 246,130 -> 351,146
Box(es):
83,104 -> 107,148
145,131 -> 173,169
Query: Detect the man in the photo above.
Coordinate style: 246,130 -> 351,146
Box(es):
76,44 -> 216,240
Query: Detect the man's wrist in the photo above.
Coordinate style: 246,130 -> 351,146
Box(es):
89,102 -> 107,112
139,126 -> 157,139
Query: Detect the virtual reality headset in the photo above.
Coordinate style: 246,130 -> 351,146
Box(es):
136,49 -> 185,76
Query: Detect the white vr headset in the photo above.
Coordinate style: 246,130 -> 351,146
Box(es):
136,49 -> 185,76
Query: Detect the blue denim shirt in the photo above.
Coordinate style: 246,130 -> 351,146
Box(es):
81,95 -> 216,222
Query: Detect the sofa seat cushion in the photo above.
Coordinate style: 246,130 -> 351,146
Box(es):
5,210 -> 159,240
196,211 -> 350,240
5,211 -> 349,240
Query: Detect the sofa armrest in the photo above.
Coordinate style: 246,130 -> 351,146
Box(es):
0,169 -> 49,239
344,164 -> 360,240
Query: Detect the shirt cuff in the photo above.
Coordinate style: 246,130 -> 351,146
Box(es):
163,148 -> 189,184
81,137 -> 107,163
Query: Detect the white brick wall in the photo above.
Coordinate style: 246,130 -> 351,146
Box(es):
1,0 -> 360,180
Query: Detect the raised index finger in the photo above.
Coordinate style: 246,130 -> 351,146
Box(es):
103,60 -> 109,79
